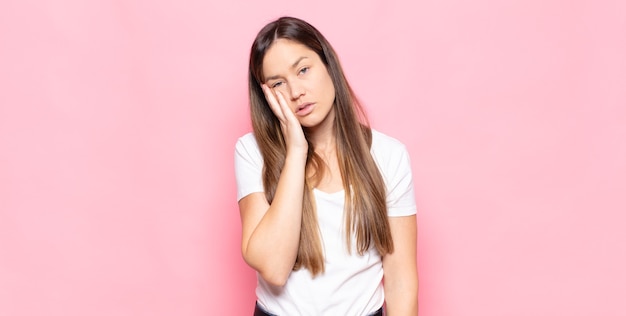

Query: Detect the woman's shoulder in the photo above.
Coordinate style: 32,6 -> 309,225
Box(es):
237,132 -> 256,143
371,129 -> 408,153
370,129 -> 413,184
236,132 -> 259,149
235,132 -> 262,160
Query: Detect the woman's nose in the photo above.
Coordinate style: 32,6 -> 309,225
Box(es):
289,81 -> 305,100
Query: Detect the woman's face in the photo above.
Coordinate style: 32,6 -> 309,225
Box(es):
262,39 -> 336,129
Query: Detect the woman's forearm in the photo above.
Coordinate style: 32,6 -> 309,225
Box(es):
242,152 -> 307,286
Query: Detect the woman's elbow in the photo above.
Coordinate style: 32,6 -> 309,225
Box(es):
259,270 -> 290,287
242,253 -> 291,287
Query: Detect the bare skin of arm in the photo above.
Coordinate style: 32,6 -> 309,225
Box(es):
238,86 -> 308,287
383,215 -> 419,315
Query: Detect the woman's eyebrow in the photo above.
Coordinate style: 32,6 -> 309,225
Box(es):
290,56 -> 308,69
265,56 -> 309,81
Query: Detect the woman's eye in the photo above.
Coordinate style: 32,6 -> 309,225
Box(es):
299,67 -> 309,75
271,81 -> 283,88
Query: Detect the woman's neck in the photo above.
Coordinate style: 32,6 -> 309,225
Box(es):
309,131 -> 335,153
305,107 -> 337,152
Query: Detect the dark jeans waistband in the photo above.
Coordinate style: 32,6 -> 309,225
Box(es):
254,302 -> 383,316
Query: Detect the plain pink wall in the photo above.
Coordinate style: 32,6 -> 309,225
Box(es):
1,0 -> 624,315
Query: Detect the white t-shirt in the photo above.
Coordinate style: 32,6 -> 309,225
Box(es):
234,130 -> 417,316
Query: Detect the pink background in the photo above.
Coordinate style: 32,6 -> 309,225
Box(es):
1,0 -> 625,315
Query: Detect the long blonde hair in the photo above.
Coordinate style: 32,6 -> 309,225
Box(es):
248,16 -> 393,276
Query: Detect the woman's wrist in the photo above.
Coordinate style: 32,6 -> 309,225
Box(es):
285,146 -> 308,162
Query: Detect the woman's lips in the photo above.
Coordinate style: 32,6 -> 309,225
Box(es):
296,102 -> 314,116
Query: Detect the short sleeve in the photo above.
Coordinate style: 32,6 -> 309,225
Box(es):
234,133 -> 265,201
371,131 -> 417,217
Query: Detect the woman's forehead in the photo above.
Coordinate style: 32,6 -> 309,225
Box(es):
262,40 -> 318,79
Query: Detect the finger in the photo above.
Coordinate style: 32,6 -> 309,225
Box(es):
274,90 -> 296,121
263,85 -> 295,124
261,84 -> 285,121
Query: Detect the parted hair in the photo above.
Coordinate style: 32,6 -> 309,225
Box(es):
248,16 -> 393,276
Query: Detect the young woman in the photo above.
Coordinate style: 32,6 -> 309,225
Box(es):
235,17 -> 418,315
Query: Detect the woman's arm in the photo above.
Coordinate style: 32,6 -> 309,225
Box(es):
382,215 -> 418,315
239,153 -> 305,286
239,86 -> 308,287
